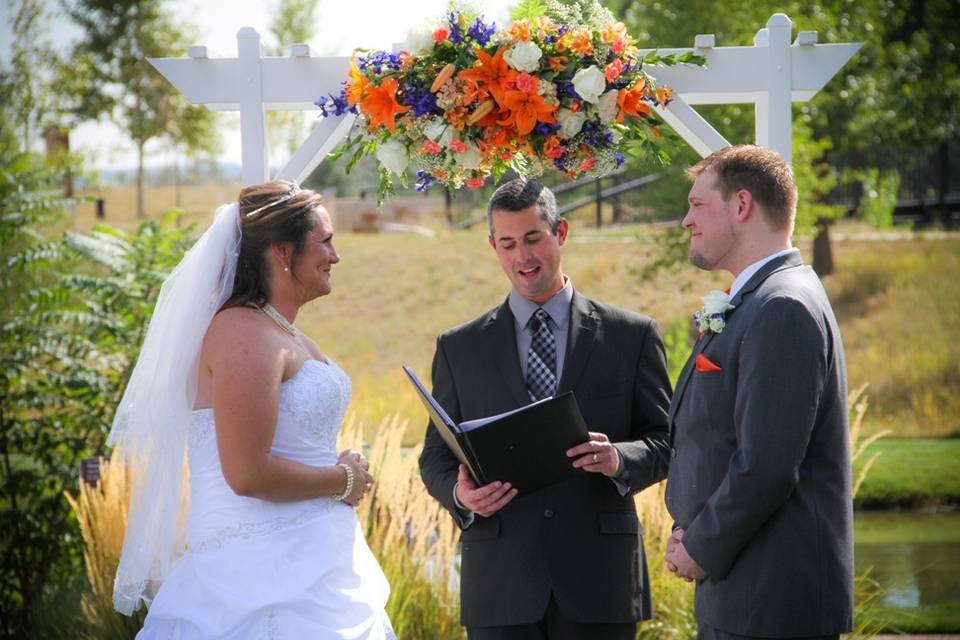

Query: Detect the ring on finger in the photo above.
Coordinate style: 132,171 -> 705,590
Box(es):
592,453 -> 598,463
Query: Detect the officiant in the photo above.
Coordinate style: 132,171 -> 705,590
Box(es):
418,178 -> 673,639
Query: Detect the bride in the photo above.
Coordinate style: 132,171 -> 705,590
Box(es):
108,180 -> 394,638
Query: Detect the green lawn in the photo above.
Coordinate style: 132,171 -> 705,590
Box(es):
854,438 -> 960,508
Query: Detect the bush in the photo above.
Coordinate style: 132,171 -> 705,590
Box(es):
0,154 -> 193,634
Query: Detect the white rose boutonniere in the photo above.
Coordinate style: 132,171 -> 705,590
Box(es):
693,290 -> 735,334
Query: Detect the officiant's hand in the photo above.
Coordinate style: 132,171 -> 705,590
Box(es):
455,464 -> 517,517
567,432 -> 621,477
664,528 -> 706,581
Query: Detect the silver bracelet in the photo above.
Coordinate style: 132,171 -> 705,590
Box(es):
331,463 -> 354,502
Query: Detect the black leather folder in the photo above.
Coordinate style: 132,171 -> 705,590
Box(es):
403,365 -> 590,493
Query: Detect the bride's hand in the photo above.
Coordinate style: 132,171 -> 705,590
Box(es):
337,450 -> 373,506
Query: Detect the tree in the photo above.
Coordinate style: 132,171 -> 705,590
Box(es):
66,0 -> 218,218
267,0 -> 323,163
4,0 -> 58,152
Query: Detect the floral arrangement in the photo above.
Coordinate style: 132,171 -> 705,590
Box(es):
693,290 -> 735,335
316,0 -> 702,198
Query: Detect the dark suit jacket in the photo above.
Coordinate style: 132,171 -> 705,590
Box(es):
418,290 -> 672,628
665,250 -> 854,637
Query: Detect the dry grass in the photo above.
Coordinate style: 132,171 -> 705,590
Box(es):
66,183 -> 960,440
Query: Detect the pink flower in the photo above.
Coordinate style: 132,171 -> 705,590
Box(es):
516,72 -> 537,93
570,100 -> 581,112
433,27 -> 449,43
611,38 -> 626,55
605,59 -> 623,82
580,158 -> 596,171
465,177 -> 486,189
422,139 -> 443,155
450,139 -> 468,153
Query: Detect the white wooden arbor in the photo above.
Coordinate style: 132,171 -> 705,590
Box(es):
148,14 -> 861,186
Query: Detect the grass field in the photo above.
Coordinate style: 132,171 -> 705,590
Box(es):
854,438 -> 960,508
68,182 -> 960,440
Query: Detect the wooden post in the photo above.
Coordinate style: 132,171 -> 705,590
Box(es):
594,178 -> 602,228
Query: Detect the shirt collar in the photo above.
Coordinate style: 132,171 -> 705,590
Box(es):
509,276 -> 573,330
729,248 -> 796,299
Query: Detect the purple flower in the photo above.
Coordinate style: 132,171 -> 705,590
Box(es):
614,151 -> 625,168
358,51 -> 402,74
314,90 -> 357,117
534,122 -> 561,136
415,170 -> 434,192
401,83 -> 441,117
467,16 -> 496,45
554,156 -> 567,171
448,12 -> 464,44
557,81 -> 579,100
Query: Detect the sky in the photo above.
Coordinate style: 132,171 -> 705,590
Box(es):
1,0 -> 514,171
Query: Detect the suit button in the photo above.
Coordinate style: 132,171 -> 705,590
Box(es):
543,509 -> 555,518
671,447 -> 678,459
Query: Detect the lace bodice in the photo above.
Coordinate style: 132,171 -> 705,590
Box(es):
185,359 -> 352,551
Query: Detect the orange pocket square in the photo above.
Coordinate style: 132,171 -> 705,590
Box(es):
695,353 -> 722,373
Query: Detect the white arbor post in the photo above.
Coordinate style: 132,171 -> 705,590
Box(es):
149,28 -> 356,186
647,13 -> 862,163
148,15 -> 861,185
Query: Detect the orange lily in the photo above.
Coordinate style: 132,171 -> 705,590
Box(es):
500,86 -> 557,136
458,47 -> 517,107
360,78 -> 410,133
508,19 -> 532,42
616,84 -> 651,123
345,56 -> 370,106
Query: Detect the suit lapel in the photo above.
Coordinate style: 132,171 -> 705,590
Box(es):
484,299 -> 530,407
668,249 -> 805,428
557,291 -> 598,394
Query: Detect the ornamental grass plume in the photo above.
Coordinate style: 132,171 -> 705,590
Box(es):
65,459 -> 145,639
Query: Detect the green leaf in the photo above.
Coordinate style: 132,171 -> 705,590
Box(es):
511,0 -> 547,21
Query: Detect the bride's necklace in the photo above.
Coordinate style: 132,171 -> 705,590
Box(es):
261,303 -> 297,336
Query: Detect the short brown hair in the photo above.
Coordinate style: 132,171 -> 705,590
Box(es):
222,180 -> 325,310
686,145 -> 797,231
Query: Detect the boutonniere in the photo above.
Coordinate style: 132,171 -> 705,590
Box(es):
693,290 -> 735,334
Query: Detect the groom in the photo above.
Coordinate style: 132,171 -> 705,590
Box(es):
419,178 -> 672,639
664,145 -> 853,639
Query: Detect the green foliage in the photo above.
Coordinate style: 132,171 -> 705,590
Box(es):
65,0 -> 218,217
853,439 -> 960,508
0,154 -> 194,634
854,169 -> 901,230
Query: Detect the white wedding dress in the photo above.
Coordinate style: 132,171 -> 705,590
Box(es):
137,359 -> 395,639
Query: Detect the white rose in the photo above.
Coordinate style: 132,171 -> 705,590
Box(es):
503,41 -> 542,72
701,290 -> 735,316
572,66 -> 606,104
454,142 -> 482,170
376,139 -> 409,176
708,317 -> 726,333
598,90 -> 619,123
557,108 -> 586,139
403,24 -> 435,54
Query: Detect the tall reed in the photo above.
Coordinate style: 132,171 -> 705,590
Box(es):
69,394 -> 879,640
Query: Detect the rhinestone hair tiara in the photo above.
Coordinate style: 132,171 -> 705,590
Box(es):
244,181 -> 302,218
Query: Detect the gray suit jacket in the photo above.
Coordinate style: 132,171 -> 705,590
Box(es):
665,250 -> 854,637
419,290 -> 672,627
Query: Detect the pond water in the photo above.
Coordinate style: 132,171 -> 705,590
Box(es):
854,510 -> 960,608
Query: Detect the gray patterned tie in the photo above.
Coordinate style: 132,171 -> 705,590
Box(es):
526,308 -> 557,401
